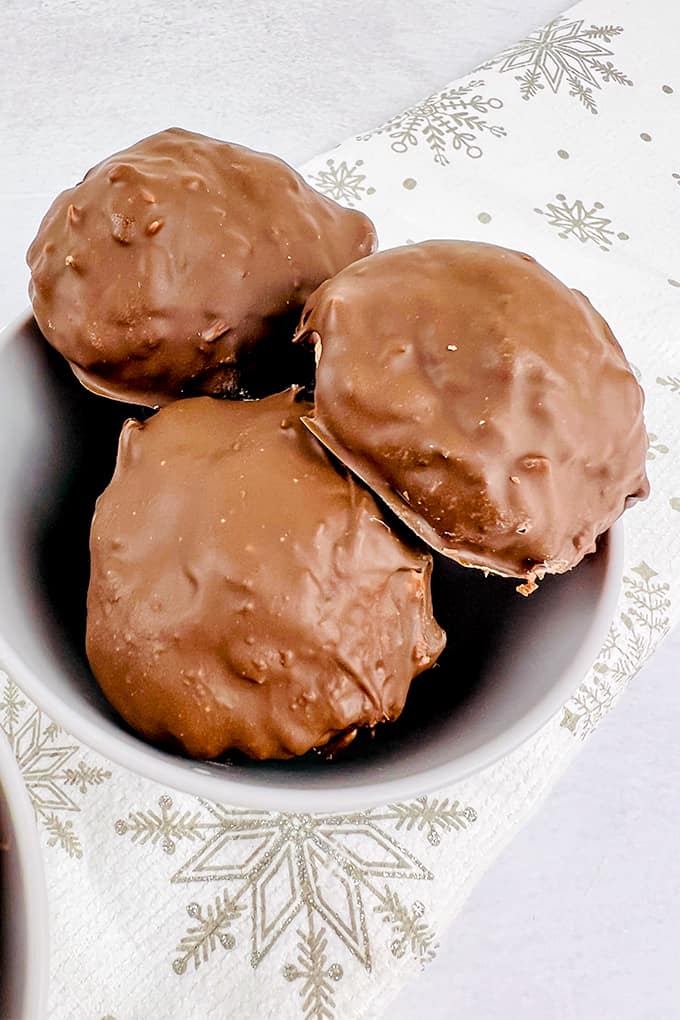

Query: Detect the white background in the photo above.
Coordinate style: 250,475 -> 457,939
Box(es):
1,2 -> 679,1018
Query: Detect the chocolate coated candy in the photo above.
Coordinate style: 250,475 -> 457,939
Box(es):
86,390 -> 445,759
28,128 -> 376,405
296,240 -> 649,592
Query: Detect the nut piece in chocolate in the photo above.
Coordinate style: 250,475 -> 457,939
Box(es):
86,389 -> 445,760
295,240 -> 649,593
27,128 -> 376,406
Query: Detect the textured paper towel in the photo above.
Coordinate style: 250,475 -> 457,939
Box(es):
1,0 -> 678,1016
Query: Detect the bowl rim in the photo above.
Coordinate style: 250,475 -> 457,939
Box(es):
0,728 -> 50,1020
0,309 -> 624,812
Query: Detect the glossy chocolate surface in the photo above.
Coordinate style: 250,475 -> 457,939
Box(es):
28,128 -> 376,405
296,240 -> 649,591
86,390 -> 445,759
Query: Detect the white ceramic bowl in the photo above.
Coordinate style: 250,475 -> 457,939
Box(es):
0,312 -> 623,811
0,729 -> 49,1019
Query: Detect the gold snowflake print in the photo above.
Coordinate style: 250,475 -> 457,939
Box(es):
308,159 -> 375,207
115,794 -> 477,1019
646,433 -> 669,460
534,193 -> 629,251
657,375 -> 680,395
562,563 -> 671,739
479,18 -> 632,113
0,670 -> 111,857
358,80 -> 505,165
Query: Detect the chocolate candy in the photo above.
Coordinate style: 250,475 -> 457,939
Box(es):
27,128 -> 376,406
86,390 -> 445,759
295,240 -> 649,593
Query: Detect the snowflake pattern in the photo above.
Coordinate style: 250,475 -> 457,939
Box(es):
0,670 -> 111,857
479,17 -> 632,113
2,9 -> 680,1014
308,159 -> 375,207
283,910 -> 344,1020
534,193 -> 629,251
646,432 -> 670,460
115,795 -> 476,1019
657,375 -> 680,395
561,563 -> 671,739
358,80 -> 505,165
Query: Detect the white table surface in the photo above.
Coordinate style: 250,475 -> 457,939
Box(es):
1,2 -> 678,1018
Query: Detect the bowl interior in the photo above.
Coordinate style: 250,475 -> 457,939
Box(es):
0,732 -> 49,1019
0,316 -> 621,810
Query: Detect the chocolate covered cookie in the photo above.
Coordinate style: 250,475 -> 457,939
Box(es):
86,390 -> 445,759
295,240 -> 649,593
28,128 -> 376,405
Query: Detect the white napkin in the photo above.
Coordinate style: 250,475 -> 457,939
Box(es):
2,0 -> 679,1016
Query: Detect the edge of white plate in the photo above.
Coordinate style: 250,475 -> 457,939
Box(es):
0,729 -> 50,1019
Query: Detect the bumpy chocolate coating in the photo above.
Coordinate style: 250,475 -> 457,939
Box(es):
86,390 -> 445,760
27,128 -> 376,405
295,241 -> 649,592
